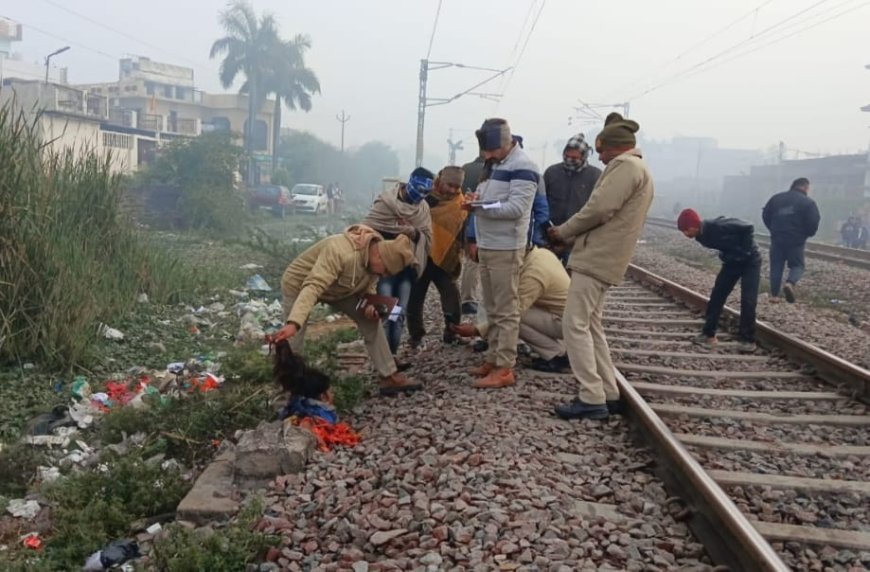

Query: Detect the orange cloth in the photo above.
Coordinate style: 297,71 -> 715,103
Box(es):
429,192 -> 467,276
291,416 -> 361,452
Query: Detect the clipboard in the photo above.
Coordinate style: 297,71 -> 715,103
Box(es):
356,294 -> 399,318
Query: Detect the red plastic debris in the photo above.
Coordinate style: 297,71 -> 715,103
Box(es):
22,533 -> 42,550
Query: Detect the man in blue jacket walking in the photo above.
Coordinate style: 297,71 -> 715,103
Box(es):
762,178 -> 820,303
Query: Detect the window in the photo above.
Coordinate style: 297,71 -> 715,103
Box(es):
102,132 -> 133,150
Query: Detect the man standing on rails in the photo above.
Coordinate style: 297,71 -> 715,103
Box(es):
544,133 -> 602,265
547,113 -> 654,421
463,118 -> 539,389
762,177 -> 821,304
676,209 -> 760,354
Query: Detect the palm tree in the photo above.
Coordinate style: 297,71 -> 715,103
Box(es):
264,34 -> 321,171
209,1 -> 279,183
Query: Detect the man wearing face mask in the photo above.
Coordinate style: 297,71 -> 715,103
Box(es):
363,167 -> 435,354
544,133 -> 602,265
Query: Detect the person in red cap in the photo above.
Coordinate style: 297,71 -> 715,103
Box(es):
677,209 -> 760,353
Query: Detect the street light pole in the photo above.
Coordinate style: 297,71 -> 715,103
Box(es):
44,46 -> 70,84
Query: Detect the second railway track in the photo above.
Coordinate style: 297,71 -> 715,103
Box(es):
645,216 -> 870,271
608,264 -> 870,571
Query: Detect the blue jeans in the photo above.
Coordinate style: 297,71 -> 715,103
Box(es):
377,267 -> 415,354
769,241 -> 805,296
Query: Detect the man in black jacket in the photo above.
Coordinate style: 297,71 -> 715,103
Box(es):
543,133 -> 602,264
677,209 -> 760,353
761,178 -> 820,303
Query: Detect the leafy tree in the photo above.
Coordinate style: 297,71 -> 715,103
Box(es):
263,35 -> 320,171
210,1 -> 279,181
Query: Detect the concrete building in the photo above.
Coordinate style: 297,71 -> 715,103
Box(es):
0,18 -> 66,84
0,80 -> 135,173
722,153 -> 870,240
76,56 -> 275,155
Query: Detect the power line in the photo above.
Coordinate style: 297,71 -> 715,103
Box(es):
601,0 -> 778,101
625,0 -> 844,101
499,0 -> 547,101
0,13 -> 118,61
494,0 -> 539,100
672,0 -> 870,88
425,0 -> 444,60
36,0 -> 213,73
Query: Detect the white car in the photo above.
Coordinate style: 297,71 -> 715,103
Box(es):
290,184 -> 328,214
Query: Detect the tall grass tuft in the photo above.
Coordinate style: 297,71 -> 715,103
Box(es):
0,103 -> 195,369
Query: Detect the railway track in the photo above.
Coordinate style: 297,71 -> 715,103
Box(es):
610,264 -> 870,571
645,216 -> 870,271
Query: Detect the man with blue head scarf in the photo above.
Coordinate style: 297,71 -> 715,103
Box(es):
363,167 -> 435,355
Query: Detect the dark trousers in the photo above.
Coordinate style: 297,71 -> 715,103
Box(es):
406,259 -> 461,341
769,241 -> 805,296
703,257 -> 760,343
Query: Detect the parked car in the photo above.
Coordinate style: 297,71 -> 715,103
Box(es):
247,185 -> 292,217
290,184 -> 328,215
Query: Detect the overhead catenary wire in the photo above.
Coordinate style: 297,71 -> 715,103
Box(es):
0,13 -> 119,62
666,0 -> 870,91
624,0 -> 849,101
601,0 -> 779,101
498,0 -> 547,104
36,0 -> 214,74
425,0 -> 444,60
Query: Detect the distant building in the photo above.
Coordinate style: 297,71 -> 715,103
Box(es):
1,55 -> 276,176
0,18 -> 67,84
722,153 -> 870,239
75,56 -> 275,154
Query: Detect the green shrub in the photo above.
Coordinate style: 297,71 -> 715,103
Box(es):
151,499 -> 276,572
0,103 -> 199,369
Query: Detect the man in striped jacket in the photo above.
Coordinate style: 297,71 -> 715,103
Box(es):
463,118 -> 540,389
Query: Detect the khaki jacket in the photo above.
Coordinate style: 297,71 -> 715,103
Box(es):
478,247 -> 569,337
281,225 -> 382,326
557,149 -> 654,286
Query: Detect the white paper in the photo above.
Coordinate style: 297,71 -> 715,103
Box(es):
388,305 -> 403,322
480,201 -> 502,210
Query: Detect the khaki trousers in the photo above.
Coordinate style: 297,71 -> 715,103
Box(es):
478,248 -> 525,368
460,259 -> 481,303
519,306 -> 564,360
282,292 -> 396,377
562,272 -> 619,404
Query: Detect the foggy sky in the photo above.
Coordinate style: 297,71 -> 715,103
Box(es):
4,0 -> 869,173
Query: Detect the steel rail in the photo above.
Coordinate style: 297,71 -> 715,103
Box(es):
625,264 -> 870,402
616,370 -> 790,572
645,216 -> 870,270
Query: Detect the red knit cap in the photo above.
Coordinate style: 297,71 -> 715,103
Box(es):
677,209 -> 702,232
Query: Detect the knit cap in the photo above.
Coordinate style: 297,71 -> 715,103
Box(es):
677,208 -> 702,232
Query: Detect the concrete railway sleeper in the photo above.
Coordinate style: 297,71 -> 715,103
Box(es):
609,264 -> 870,571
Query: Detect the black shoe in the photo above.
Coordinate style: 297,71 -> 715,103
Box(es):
554,399 -> 609,420
395,360 -> 412,372
517,343 -> 532,357
472,339 -> 489,353
783,282 -> 796,303
461,302 -> 479,315
606,400 -> 625,415
530,354 -> 570,373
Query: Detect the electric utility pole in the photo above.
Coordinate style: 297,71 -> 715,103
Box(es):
336,110 -> 351,154
447,128 -> 464,165
416,59 -> 512,166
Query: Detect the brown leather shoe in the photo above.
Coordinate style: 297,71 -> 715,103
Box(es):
473,367 -> 516,389
379,372 -> 422,396
469,362 -> 495,377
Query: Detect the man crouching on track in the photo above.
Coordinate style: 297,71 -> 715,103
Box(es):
272,224 -> 421,396
450,246 -> 571,373
547,113 -> 655,421
677,209 -> 760,354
